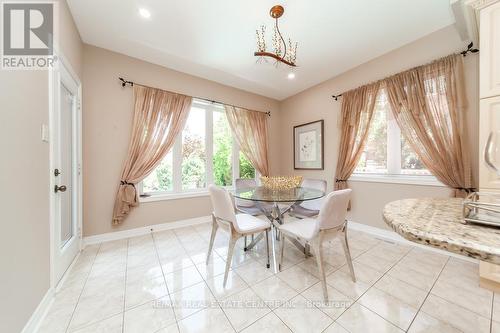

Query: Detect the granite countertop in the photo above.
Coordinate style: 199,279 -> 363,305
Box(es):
383,198 -> 500,264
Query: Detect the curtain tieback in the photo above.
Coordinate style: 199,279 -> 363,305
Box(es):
452,187 -> 475,193
120,180 -> 135,187
335,179 -> 347,183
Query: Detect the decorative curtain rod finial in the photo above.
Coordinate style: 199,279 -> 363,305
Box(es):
332,94 -> 342,101
460,42 -> 479,57
119,77 -> 134,87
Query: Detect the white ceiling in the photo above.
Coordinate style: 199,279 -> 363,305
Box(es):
67,0 -> 456,100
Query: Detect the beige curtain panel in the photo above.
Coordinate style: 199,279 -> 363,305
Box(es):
385,54 -> 472,196
225,105 -> 270,177
334,82 -> 381,201
112,85 -> 192,224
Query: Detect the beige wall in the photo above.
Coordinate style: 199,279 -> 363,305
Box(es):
0,1 -> 82,332
82,45 -> 281,236
278,25 -> 479,230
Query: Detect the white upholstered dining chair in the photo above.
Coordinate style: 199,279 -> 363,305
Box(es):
290,178 -> 327,218
278,189 -> 356,301
206,185 -> 272,286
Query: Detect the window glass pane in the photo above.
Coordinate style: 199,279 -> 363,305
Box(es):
213,110 -> 233,186
355,92 -> 388,174
401,137 -> 431,175
143,151 -> 173,192
182,107 -> 206,190
239,152 -> 255,179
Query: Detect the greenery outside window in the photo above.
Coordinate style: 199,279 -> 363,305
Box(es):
354,90 -> 431,177
141,99 -> 256,198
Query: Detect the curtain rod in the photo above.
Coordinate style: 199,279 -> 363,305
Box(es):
118,77 -> 271,117
331,42 -> 479,101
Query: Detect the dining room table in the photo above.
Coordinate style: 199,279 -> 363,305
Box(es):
232,185 -> 325,273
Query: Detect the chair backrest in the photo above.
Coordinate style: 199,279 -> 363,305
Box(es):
316,189 -> 352,231
208,185 -> 237,225
300,178 -> 327,211
235,178 -> 257,208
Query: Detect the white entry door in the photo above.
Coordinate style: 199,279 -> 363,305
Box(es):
50,57 -> 82,286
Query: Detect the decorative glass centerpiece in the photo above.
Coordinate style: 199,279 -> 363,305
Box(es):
260,176 -> 303,190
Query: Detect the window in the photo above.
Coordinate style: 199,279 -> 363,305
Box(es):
141,99 -> 255,198
354,90 -> 430,177
182,106 -> 206,190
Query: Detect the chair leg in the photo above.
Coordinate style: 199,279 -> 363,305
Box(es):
224,236 -> 237,287
265,230 -> 270,268
279,232 -> 285,271
244,236 -> 248,251
342,223 -> 356,282
304,243 -> 311,258
206,217 -> 218,265
313,240 -> 328,302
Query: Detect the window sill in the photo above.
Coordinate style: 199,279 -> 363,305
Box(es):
139,190 -> 211,203
349,174 -> 446,187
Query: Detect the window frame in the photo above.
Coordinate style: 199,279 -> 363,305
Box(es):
352,90 -> 444,187
139,99 -> 257,202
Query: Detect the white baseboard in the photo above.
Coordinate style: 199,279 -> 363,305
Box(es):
21,287 -> 54,333
348,220 -> 477,263
83,215 -> 212,247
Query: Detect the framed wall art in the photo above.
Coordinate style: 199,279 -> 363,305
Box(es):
293,120 -> 324,170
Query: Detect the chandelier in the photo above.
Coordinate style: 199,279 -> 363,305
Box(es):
254,5 -> 297,67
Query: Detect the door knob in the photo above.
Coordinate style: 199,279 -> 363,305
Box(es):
54,185 -> 67,193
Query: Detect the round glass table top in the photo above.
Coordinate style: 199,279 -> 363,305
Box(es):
233,186 -> 325,203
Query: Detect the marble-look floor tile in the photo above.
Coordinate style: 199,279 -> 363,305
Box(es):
404,247 -> 448,269
240,312 -> 291,333
274,294 -> 333,333
127,251 -> 160,269
177,307 -> 234,333
358,287 -> 418,330
386,262 -> 438,292
41,227 -> 497,333
169,281 -> 216,320
408,311 -> 463,333
326,269 -> 370,300
69,313 -> 122,333
494,293 -> 500,322
368,242 -> 411,262
156,322 -> 181,333
68,282 -> 125,330
492,321 -> 500,333
420,294 -> 490,333
337,303 -> 403,333
301,282 -> 353,319
296,257 -> 337,278
220,287 -> 271,331
38,288 -> 81,333
205,271 -> 248,300
125,267 -> 168,309
323,322 -> 350,333
277,265 -> 319,292
354,251 -> 398,273
374,274 -> 427,308
430,278 -> 492,318
251,276 -> 298,309
234,259 -> 274,286
161,256 -> 195,275
339,261 -> 384,286
123,296 -> 176,333
195,256 -> 228,280
165,266 -> 204,293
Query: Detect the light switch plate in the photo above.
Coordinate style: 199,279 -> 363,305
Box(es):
41,124 -> 49,142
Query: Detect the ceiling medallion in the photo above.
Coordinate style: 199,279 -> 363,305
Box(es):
254,5 -> 297,67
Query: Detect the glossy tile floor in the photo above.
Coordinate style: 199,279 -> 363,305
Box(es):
39,216 -> 500,333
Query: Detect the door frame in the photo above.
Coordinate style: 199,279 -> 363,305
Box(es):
48,50 -> 83,289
